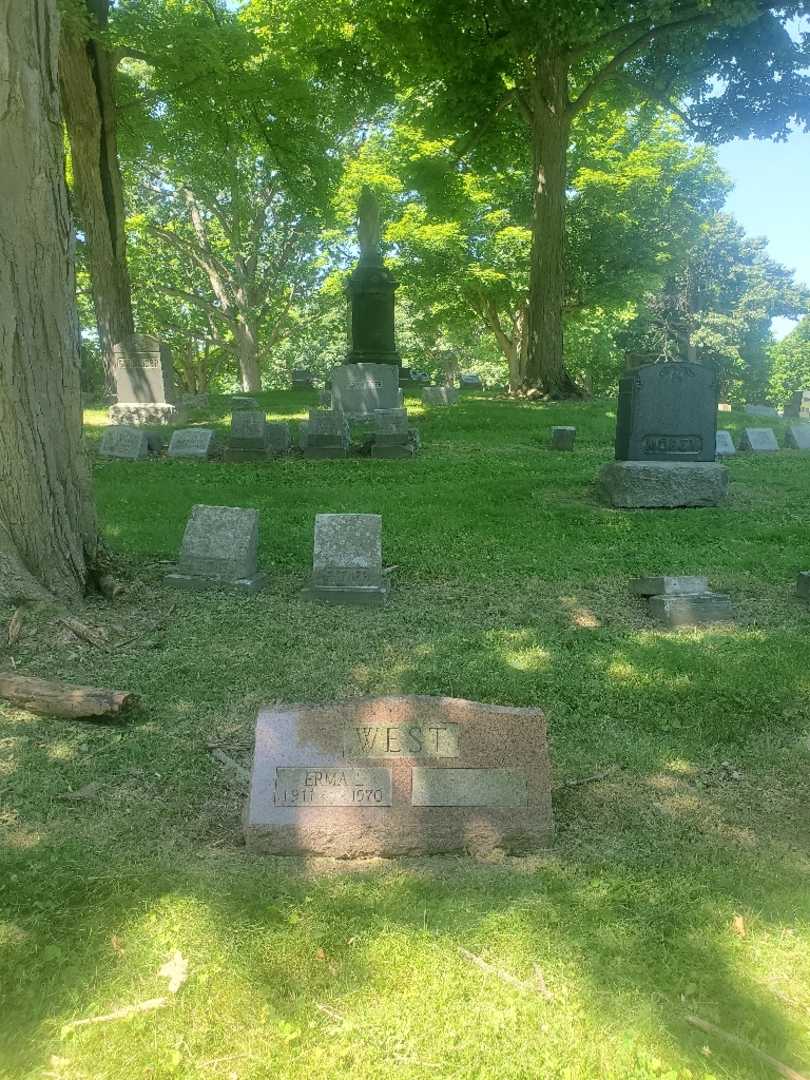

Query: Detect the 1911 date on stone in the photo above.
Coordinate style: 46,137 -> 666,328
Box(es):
274,766 -> 392,807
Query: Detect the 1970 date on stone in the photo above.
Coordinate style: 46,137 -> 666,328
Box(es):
274,766 -> 392,807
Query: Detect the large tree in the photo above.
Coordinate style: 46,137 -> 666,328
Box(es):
346,0 -> 810,395
0,0 -> 98,601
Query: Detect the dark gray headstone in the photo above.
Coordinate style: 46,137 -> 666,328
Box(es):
99,425 -> 149,460
229,410 -> 268,450
266,422 -> 291,453
168,428 -> 216,459
166,504 -> 263,592
112,334 -> 175,404
301,409 -> 350,459
550,426 -> 576,451
739,427 -> 779,452
302,513 -> 388,605
614,362 -> 718,462
715,430 -> 736,456
648,592 -> 735,627
785,424 -> 810,450
371,408 -> 414,459
331,363 -> 402,418
798,572 -> 810,601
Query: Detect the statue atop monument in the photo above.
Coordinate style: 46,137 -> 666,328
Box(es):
357,185 -> 381,262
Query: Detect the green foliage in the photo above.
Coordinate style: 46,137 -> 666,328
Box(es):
771,315 -> 810,401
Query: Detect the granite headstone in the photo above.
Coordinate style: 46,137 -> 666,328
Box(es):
99,425 -> 149,460
550,426 -> 576,451
166,504 -> 263,592
302,513 -> 388,605
301,409 -> 350,459
422,386 -> 459,406
715,430 -> 736,456
615,362 -> 717,462
785,424 -> 810,450
168,428 -> 217,459
745,404 -> 779,418
739,427 -> 779,452
331,363 -> 402,419
226,409 -> 270,461
109,334 -> 180,426
244,695 -> 553,857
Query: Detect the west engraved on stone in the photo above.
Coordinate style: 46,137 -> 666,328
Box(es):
343,723 -> 460,759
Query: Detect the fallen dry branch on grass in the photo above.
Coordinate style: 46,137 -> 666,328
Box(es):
686,1015 -> 809,1080
0,673 -> 138,720
57,615 -> 109,649
61,997 -> 168,1034
458,946 -> 554,1000
555,769 -> 613,791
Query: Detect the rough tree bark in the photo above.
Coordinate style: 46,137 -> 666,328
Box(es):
524,55 -> 580,398
0,0 -> 98,601
59,0 -> 134,385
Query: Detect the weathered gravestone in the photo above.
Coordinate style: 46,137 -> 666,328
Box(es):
715,430 -> 736,456
784,390 -> 810,419
266,422 -> 292,454
300,409 -> 350,459
599,362 -> 727,507
230,396 -> 259,410
785,424 -> 810,450
550,426 -> 576,451
649,593 -> 735,627
168,428 -> 217,460
331,363 -> 402,419
745,404 -> 779,417
109,334 -> 181,426
422,386 -> 459,406
798,572 -> 810,601
244,695 -> 553,857
166,505 -> 263,592
99,425 -> 149,460
460,373 -> 483,390
302,513 -> 388,605
371,408 -> 416,459
292,369 -> 314,390
739,427 -> 779,452
225,409 -> 270,462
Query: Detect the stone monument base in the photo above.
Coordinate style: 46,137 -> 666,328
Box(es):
165,571 -> 265,593
598,461 -> 728,508
109,402 -> 183,426
302,582 -> 389,606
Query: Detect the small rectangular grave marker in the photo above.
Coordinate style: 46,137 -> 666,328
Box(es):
303,513 -> 387,605
785,424 -> 810,450
739,427 -> 779,452
798,572 -> 810,600
649,592 -> 735,627
166,504 -> 263,592
551,426 -> 576,451
631,575 -> 709,596
226,409 -> 270,461
745,404 -> 779,417
265,422 -> 291,454
168,428 -> 216,459
715,430 -> 736,456
245,695 -> 553,857
422,386 -> 459,406
99,425 -> 149,460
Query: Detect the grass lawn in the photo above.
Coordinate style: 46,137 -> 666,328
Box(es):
2,392 -> 810,1080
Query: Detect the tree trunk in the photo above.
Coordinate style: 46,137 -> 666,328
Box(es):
234,316 -> 261,392
59,0 -> 134,389
524,55 -> 580,397
0,0 -> 98,601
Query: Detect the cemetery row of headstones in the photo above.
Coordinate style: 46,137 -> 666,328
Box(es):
716,424 -> 810,454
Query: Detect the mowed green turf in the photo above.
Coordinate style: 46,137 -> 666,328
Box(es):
1,392 -> 809,1080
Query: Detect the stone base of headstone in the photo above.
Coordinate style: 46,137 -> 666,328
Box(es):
165,570 -> 266,593
648,592 -> 735,627
108,403 -> 183,426
302,582 -> 389,606
550,426 -> 576,451
785,424 -> 810,450
244,695 -> 553,857
598,461 -> 729,508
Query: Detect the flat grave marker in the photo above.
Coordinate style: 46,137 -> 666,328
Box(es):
99,425 -> 149,460
168,428 -> 216,459
739,427 -> 779,452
